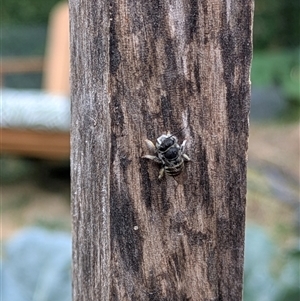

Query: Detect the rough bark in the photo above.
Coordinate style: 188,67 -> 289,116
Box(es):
70,0 -> 253,300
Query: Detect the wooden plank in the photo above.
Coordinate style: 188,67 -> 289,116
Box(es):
70,0 -> 254,300
0,57 -> 44,74
1,128 -> 69,159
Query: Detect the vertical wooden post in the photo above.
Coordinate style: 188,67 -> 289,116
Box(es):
70,0 -> 254,300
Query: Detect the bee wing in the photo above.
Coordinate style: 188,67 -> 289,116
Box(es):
183,154 -> 191,161
171,171 -> 186,185
144,139 -> 156,153
142,155 -> 161,163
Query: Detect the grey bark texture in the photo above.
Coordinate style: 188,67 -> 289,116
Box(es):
70,0 -> 254,300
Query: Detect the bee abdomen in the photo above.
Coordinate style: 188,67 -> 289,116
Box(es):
165,161 -> 184,177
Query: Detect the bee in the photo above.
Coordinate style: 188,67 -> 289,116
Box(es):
143,131 -> 191,179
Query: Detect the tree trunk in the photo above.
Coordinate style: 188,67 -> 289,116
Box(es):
70,0 -> 253,300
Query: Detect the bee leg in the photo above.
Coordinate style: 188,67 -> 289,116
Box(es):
144,139 -> 156,153
180,140 -> 187,152
158,167 -> 165,179
180,140 -> 191,161
142,155 -> 161,163
183,154 -> 191,161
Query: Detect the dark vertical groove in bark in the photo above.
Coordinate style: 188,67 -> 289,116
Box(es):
140,158 -> 153,209
220,28 -> 239,134
193,59 -> 201,94
187,0 -> 199,42
110,189 -> 143,274
220,1 -> 253,135
109,1 -> 121,75
160,95 -> 173,130
197,136 -> 214,216
145,0 -> 167,39
164,38 -> 178,79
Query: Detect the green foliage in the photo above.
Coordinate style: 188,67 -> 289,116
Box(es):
0,157 -> 37,184
2,0 -> 62,25
1,25 -> 47,56
254,0 -> 300,49
251,50 -> 300,102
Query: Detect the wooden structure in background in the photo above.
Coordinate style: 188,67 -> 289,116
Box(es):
0,2 -> 70,160
1,129 -> 69,159
70,0 -> 254,300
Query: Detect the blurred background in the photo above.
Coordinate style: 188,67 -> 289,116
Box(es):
1,0 -> 299,300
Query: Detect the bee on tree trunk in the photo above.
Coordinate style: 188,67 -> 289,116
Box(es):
143,131 -> 191,179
